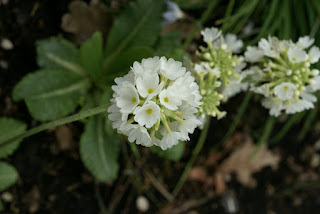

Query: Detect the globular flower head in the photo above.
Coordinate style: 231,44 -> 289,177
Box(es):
109,57 -> 202,150
192,27 -> 247,119
245,35 -> 320,116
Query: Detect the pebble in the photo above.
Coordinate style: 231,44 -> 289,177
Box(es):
136,195 -> 149,212
222,193 -> 239,214
0,60 -> 8,69
2,0 -> 10,5
2,192 -> 13,202
1,38 -> 14,50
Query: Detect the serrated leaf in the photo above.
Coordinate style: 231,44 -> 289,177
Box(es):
104,46 -> 153,83
150,141 -> 185,161
0,162 -> 18,191
80,32 -> 104,83
13,69 -> 90,121
155,31 -> 182,56
80,115 -> 120,181
36,37 -> 86,76
0,118 -> 27,158
104,0 -> 165,57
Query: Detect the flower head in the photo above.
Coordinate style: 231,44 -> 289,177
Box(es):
245,35 -> 320,116
109,57 -> 202,150
193,27 -> 246,119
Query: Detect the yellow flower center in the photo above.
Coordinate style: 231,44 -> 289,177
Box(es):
292,57 -> 296,61
146,108 -> 153,115
147,88 -> 154,94
283,85 -> 289,90
164,97 -> 169,103
131,97 -> 137,103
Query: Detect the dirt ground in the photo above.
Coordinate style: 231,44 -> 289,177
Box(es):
1,1 -> 320,213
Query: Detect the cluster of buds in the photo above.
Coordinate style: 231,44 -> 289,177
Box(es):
193,27 -> 249,119
245,36 -> 320,116
108,57 -> 202,150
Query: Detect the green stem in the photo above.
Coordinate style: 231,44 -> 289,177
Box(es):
297,109 -> 317,142
129,142 -> 141,159
273,179 -> 320,199
95,181 -> 107,214
183,0 -> 220,49
0,104 -> 109,148
249,116 -> 276,160
172,117 -> 211,197
270,112 -> 305,145
221,0 -> 235,31
216,92 -> 252,149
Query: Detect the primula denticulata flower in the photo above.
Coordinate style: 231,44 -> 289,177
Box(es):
245,35 -> 320,116
192,27 -> 247,119
108,57 -> 202,150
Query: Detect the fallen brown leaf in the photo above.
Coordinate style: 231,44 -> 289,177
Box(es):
214,172 -> 226,195
54,125 -> 75,151
206,151 -> 222,167
61,0 -> 111,45
188,166 -> 207,182
22,186 -> 41,213
219,136 -> 280,188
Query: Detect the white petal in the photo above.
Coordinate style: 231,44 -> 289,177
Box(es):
274,82 -> 296,101
287,46 -> 307,63
309,46 -> 320,64
297,36 -> 314,49
201,27 -> 222,43
134,101 -> 161,128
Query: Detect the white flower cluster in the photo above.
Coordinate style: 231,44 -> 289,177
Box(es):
245,36 -> 320,116
108,57 -> 202,150
194,27 -> 249,119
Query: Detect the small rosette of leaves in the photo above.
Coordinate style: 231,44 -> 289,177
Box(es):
245,36 -> 320,116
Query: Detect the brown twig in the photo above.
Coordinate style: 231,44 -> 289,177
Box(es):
169,193 -> 215,214
143,169 -> 174,202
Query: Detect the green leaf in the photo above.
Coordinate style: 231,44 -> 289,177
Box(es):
167,48 -> 189,62
0,118 -> 27,158
80,115 -> 120,181
104,46 -> 153,83
13,70 -> 90,121
36,37 -> 86,76
0,162 -> 18,191
80,32 -> 104,83
104,0 -> 165,56
150,141 -> 185,161
155,31 -> 183,56
0,200 -> 3,211
174,0 -> 211,9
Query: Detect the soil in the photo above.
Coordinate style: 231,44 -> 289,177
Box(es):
1,1 -> 320,214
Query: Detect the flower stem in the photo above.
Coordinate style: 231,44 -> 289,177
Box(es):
270,112 -> 305,144
172,117 -> 211,197
297,109 -> 317,142
182,0 -> 220,49
0,104 -> 110,148
249,116 -> 276,160
215,92 -> 252,149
